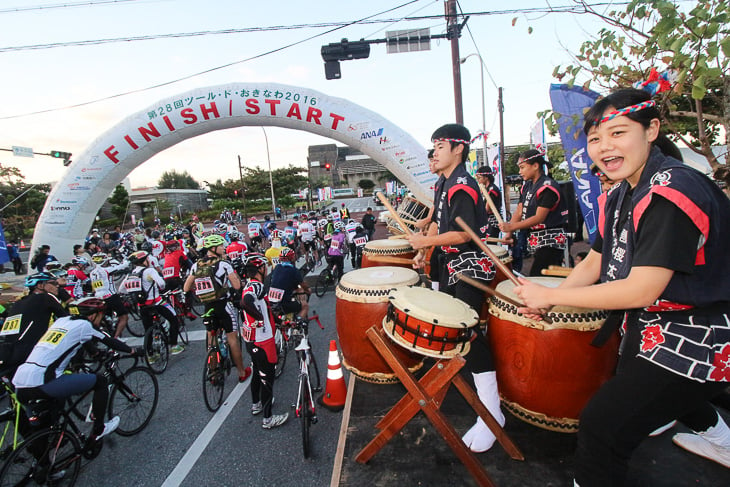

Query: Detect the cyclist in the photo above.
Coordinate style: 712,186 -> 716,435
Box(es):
66,257 -> 92,299
352,224 -> 369,269
162,240 -> 191,291
239,253 -> 288,429
268,247 -> 311,322
344,219 -> 359,268
282,220 -> 297,249
0,272 -> 69,373
327,224 -> 346,280
225,230 -> 248,261
149,230 -> 165,265
297,216 -> 316,265
183,234 -> 251,382
12,297 -> 139,443
43,262 -> 74,304
90,253 -> 132,339
247,217 -> 263,250
125,250 -> 184,355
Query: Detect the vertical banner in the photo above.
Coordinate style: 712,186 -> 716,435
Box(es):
0,222 -> 9,265
549,84 -> 602,243
357,188 -> 363,197
486,143 -> 507,220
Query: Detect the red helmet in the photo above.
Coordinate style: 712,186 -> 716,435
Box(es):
243,252 -> 267,269
278,247 -> 295,263
70,297 -> 107,316
165,240 -> 180,249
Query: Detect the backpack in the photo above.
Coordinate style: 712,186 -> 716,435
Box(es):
121,268 -> 146,305
192,258 -> 229,303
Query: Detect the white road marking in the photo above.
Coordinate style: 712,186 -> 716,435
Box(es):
161,380 -> 250,487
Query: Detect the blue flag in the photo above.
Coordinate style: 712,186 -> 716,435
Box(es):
549,84 -> 603,244
0,221 -> 9,265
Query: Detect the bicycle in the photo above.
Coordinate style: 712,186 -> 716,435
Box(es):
272,297 -> 323,379
291,316 -> 323,458
314,263 -> 340,297
0,351 -> 158,486
119,294 -> 145,337
201,309 -> 234,412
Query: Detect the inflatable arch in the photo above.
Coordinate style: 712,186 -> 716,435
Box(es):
33,82 -> 437,263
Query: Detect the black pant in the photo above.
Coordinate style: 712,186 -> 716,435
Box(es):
246,341 -> 276,418
141,304 -> 180,346
575,326 -> 727,486
529,246 -> 564,276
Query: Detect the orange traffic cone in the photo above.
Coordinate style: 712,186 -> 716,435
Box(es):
20,240 -> 25,249
317,340 -> 347,412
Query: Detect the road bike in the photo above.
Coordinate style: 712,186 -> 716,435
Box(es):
201,309 -> 234,412
291,317 -> 323,458
272,295 -> 322,379
314,263 -> 340,297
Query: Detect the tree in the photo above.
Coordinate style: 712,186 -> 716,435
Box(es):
358,179 -> 375,191
0,164 -> 51,241
158,170 -> 200,189
108,184 -> 129,221
543,0 -> 729,174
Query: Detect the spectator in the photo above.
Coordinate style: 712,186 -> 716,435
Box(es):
30,245 -> 57,273
361,207 -> 377,240
7,241 -> 23,274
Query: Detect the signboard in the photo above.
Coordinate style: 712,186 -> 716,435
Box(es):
12,146 -> 33,158
386,29 -> 431,54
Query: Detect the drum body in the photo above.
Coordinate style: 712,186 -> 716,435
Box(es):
488,277 -> 618,432
478,244 -> 513,321
383,286 -> 479,359
388,196 -> 430,235
361,239 -> 415,269
335,267 -> 423,383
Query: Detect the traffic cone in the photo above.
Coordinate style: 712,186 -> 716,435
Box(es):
317,340 -> 347,412
20,240 -> 25,249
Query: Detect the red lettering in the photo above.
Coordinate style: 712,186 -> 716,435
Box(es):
181,108 -> 197,125
124,135 -> 139,150
306,106 -> 322,125
162,115 -> 175,132
138,122 -> 161,142
245,98 -> 260,114
329,113 -> 345,130
286,103 -> 302,120
199,102 -> 219,120
264,99 -> 280,116
104,146 -> 120,163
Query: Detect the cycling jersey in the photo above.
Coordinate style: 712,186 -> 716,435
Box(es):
90,261 -> 129,298
163,249 -> 190,280
240,279 -> 275,345
283,226 -> 296,244
327,233 -> 346,257
135,266 -> 166,306
150,239 -> 164,259
298,221 -> 315,242
345,222 -> 358,243
248,222 -> 262,238
66,268 -> 89,299
265,246 -> 282,268
225,241 -> 248,261
268,262 -> 303,307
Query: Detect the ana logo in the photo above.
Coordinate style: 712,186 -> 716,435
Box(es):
360,128 -> 384,140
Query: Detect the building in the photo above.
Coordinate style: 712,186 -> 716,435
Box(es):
308,144 -> 389,190
126,187 -> 209,222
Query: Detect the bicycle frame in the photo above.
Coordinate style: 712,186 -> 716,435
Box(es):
294,336 -> 317,422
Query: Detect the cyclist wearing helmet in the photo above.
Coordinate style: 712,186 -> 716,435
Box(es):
225,230 -> 248,260
162,240 -> 191,291
282,220 -> 297,248
126,251 -> 185,355
247,217 -> 263,250
148,230 -> 165,266
239,252 -> 288,429
268,247 -> 311,321
184,234 -> 251,382
66,257 -> 92,299
344,219 -> 359,268
331,207 -> 342,223
352,224 -> 369,269
297,216 -> 316,256
0,273 -> 68,373
90,253 -> 132,338
327,225 -> 346,280
13,297 -> 139,443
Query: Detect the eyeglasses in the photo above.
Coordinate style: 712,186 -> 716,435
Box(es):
46,281 -> 59,287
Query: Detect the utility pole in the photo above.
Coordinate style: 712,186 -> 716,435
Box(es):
238,155 -> 248,223
306,157 -> 313,212
446,0 -> 464,124
498,87 -> 510,217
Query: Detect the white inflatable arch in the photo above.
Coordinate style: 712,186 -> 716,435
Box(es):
33,82 -> 437,263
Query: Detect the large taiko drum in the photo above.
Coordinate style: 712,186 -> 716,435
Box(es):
477,244 -> 513,321
361,239 -> 415,269
488,277 -> 618,432
388,196 -> 430,235
383,286 -> 479,359
335,266 -> 424,383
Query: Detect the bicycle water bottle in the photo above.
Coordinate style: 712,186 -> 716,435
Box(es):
220,334 -> 229,360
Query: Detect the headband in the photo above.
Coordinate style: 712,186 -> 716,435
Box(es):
433,137 -> 470,145
597,100 -> 656,124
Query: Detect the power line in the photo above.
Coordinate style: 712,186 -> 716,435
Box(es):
0,0 -> 144,14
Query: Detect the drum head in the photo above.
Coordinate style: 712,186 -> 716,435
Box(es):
364,239 -> 412,253
487,244 -> 508,260
388,286 -> 479,329
336,266 -> 420,303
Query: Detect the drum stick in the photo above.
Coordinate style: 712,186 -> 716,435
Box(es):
478,183 -> 505,226
457,274 -> 554,325
376,192 -> 413,236
541,268 -> 572,277
548,265 -> 573,271
455,216 -> 520,287
485,237 -> 512,245
367,255 -> 416,265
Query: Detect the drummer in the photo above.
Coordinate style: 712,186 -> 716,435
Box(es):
499,149 -> 569,276
514,88 -> 730,484
475,166 -> 502,238
407,123 -> 505,453
414,148 -> 444,290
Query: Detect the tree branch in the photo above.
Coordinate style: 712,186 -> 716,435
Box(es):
669,110 -> 726,124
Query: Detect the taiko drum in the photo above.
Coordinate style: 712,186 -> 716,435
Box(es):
361,239 -> 416,269
478,244 -> 513,321
335,266 -> 423,383
488,277 -> 618,432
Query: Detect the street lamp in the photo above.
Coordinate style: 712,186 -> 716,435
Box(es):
460,53 -> 487,169
261,127 -> 276,218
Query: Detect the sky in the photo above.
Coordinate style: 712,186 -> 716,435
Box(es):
0,0 -> 616,188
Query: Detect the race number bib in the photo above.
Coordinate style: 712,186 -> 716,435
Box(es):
0,314 -> 22,336
228,251 -> 241,260
241,324 -> 254,342
330,241 -> 340,251
249,228 -> 259,237
40,329 -> 67,346
285,228 -> 295,237
267,287 -> 285,303
354,237 -> 367,247
194,277 -> 215,296
162,267 -> 175,278
91,279 -> 104,291
271,257 -> 280,266
124,276 -> 142,292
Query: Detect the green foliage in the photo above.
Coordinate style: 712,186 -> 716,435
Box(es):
205,165 -> 307,200
108,184 -> 129,221
357,179 -> 375,191
158,170 -> 200,189
0,164 -> 51,241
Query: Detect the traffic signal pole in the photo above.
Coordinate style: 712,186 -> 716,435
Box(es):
446,0 -> 464,124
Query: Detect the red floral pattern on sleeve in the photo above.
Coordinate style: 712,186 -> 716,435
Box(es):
709,344 -> 730,381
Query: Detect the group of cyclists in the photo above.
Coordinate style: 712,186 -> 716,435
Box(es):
0,202 -> 368,468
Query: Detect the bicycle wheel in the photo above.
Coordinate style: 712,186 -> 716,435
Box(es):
314,270 -> 330,297
274,328 -> 287,378
124,306 -> 145,338
202,349 -> 225,412
299,376 -> 312,458
0,428 -> 82,487
308,347 -> 322,392
109,366 -> 159,436
144,324 -> 169,375
177,321 -> 189,346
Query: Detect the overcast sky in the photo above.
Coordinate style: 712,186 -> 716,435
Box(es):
1,0 -> 614,187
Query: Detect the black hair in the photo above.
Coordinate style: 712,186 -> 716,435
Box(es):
431,124 -> 471,164
427,148 -> 434,159
518,149 -> 552,176
583,88 -> 682,161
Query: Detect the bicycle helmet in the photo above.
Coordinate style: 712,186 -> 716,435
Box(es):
91,253 -> 109,265
228,230 -> 240,241
69,297 -> 106,316
72,256 -> 90,267
48,268 -> 68,280
151,230 -> 161,239
165,240 -> 180,249
140,241 -> 153,252
43,261 -> 63,272
250,216 -> 257,222
242,252 -> 267,269
316,220 -> 327,228
163,233 -> 174,241
25,272 -> 55,288
278,247 -> 295,263
334,221 -> 345,230
202,234 -> 226,249
129,250 -> 149,265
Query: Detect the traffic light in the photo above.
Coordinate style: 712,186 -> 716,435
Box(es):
324,163 -> 331,171
49,150 -> 72,166
234,190 -> 238,197
321,38 -> 370,80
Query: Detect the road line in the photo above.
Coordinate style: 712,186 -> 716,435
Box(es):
161,380 -> 249,487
